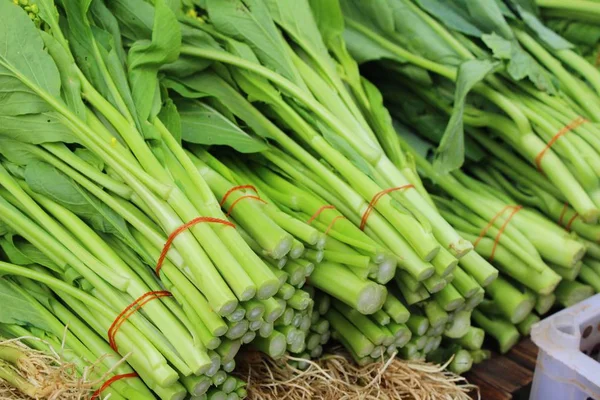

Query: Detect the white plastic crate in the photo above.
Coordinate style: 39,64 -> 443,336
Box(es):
530,294 -> 600,400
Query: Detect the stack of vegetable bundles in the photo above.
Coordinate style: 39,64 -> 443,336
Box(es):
339,0 -> 600,352
0,0 -> 597,399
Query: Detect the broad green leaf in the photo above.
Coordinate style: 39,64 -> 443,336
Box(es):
40,32 -> 86,119
108,0 -> 154,41
90,0 -> 128,64
361,78 -> 404,166
510,4 -> 573,50
386,0 -> 464,66
74,148 -> 105,172
0,237 -> 32,266
414,0 -> 482,37
24,161 -> 140,251
128,0 -> 182,121
309,0 -> 346,48
0,2 -> 61,115
482,33 -> 512,59
158,98 -> 182,143
343,25 -> 403,64
206,0 -> 304,87
0,113 -> 78,144
178,101 -> 267,153
93,26 -> 141,128
165,71 -> 276,140
264,0 -> 331,66
0,139 -> 41,166
434,59 -> 496,173
339,0 -> 395,35
507,45 -> 556,93
0,278 -> 53,332
464,0 -> 513,39
226,40 -> 284,105
1,236 -> 61,273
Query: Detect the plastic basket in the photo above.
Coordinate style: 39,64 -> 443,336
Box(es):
530,294 -> 600,400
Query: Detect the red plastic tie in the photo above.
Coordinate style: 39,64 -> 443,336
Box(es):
155,217 -> 235,276
91,373 -> 138,399
307,205 -> 336,225
325,216 -> 347,235
219,185 -> 258,207
108,291 -> 172,352
535,117 -> 587,172
360,185 -> 415,230
225,195 -> 267,217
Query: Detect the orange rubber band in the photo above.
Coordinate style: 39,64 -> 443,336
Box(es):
360,185 -> 415,230
535,117 -> 587,172
155,217 -> 235,276
557,202 -> 579,232
225,195 -> 267,217
473,206 -> 515,248
324,216 -> 347,235
307,205 -> 336,224
489,206 -> 522,262
108,291 -> 172,352
219,185 -> 258,207
565,212 -> 580,232
91,373 -> 138,399
558,202 -> 569,227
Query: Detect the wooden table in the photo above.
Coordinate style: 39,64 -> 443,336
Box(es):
466,338 -> 539,399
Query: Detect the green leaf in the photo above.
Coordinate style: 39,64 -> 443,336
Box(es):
339,0 -> 395,35
178,101 -> 267,153
434,59 -> 496,173
225,40 -> 284,105
0,237 -> 32,266
0,113 -> 78,144
206,0 -> 303,86
0,278 -> 52,332
361,78 -> 404,166
264,0 -> 331,65
509,3 -> 573,50
0,236 -> 61,273
464,0 -> 513,39
0,2 -> 61,116
158,98 -> 182,143
24,162 -> 140,251
0,139 -> 41,166
40,31 -> 86,119
507,45 -> 556,93
108,0 -> 154,42
309,0 -> 346,48
414,0 -> 483,37
93,27 -> 142,130
343,24 -> 404,64
128,0 -> 182,121
74,148 -> 105,172
90,0 -> 128,65
482,33 -> 512,59
165,71 -> 276,140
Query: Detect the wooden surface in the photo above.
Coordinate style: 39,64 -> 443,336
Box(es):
466,338 -> 539,399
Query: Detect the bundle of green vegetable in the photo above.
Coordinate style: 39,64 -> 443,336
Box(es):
337,0 -> 600,355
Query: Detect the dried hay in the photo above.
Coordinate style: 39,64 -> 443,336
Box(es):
238,347 -> 479,400
0,337 -> 126,400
